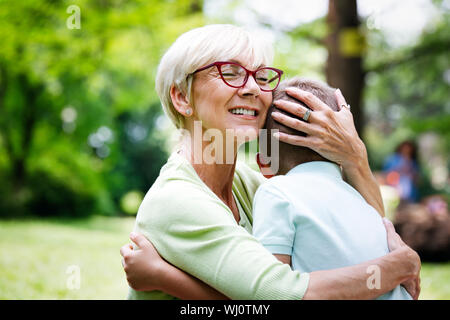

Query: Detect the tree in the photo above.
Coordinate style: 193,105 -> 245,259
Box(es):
325,0 -> 365,134
0,0 -> 205,216
363,1 -> 450,175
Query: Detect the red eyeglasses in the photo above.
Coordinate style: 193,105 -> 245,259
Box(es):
193,61 -> 283,92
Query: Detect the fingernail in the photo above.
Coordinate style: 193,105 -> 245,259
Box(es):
130,232 -> 137,239
271,112 -> 280,118
273,132 -> 280,139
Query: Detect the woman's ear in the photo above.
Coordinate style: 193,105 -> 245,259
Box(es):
170,85 -> 193,117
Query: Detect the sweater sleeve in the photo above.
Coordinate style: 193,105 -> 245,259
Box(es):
134,179 -> 309,300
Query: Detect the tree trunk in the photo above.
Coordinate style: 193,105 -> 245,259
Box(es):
189,0 -> 203,13
326,0 -> 365,135
1,73 -> 41,191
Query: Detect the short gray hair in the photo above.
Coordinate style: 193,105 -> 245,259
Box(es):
263,77 -> 338,173
155,24 -> 274,129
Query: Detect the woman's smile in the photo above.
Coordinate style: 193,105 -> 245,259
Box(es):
228,105 -> 260,119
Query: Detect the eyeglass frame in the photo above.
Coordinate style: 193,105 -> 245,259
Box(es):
192,61 -> 284,92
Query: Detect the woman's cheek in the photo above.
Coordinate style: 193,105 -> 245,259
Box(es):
262,94 -> 272,111
258,110 -> 268,129
259,97 -> 272,128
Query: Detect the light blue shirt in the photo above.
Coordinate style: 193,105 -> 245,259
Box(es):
252,161 -> 412,300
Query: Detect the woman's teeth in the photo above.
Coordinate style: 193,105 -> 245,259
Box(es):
230,108 -> 256,116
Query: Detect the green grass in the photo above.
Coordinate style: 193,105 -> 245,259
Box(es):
419,262 -> 450,299
0,216 -> 449,299
0,216 -> 135,299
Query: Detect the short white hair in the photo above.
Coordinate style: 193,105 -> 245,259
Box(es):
155,24 -> 274,129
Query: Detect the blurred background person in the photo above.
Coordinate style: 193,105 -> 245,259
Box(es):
383,140 -> 421,203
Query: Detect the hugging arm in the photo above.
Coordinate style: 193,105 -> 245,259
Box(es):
121,225 -> 420,300
272,88 -> 385,217
127,188 -> 311,300
305,246 -> 418,299
341,151 -> 385,217
121,233 -> 229,300
307,219 -> 420,300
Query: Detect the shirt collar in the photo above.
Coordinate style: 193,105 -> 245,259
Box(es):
286,161 -> 343,181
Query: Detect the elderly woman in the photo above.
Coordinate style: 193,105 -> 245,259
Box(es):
120,24 -> 420,300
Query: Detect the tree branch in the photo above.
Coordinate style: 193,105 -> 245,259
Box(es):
365,38 -> 450,73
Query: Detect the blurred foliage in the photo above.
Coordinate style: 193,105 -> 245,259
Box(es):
0,0 -> 448,217
362,2 -> 450,199
364,3 -> 450,163
272,1 -> 450,167
0,0 -> 205,217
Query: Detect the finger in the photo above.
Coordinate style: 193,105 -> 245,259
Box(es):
273,99 -> 311,120
383,218 -> 396,234
120,244 -> 133,257
415,277 -> 421,300
383,218 -> 402,250
271,111 -> 316,135
406,284 -> 416,300
273,132 -> 317,149
334,89 -> 347,111
130,232 -> 151,250
402,283 -> 412,298
414,289 -> 419,300
285,87 -> 329,111
405,281 -> 417,300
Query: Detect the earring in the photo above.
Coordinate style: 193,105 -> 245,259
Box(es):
185,108 -> 192,116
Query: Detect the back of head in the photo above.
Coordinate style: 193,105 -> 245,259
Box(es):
264,77 -> 339,174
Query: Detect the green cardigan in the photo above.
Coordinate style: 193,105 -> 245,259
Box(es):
128,152 -> 309,300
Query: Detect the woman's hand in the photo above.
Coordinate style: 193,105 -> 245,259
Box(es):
120,232 -> 167,291
271,87 -> 366,170
120,233 -> 230,299
383,218 -> 421,300
272,87 -> 386,217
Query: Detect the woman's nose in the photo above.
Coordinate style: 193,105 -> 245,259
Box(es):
239,75 -> 261,97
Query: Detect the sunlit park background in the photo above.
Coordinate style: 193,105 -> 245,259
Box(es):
0,0 -> 449,299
